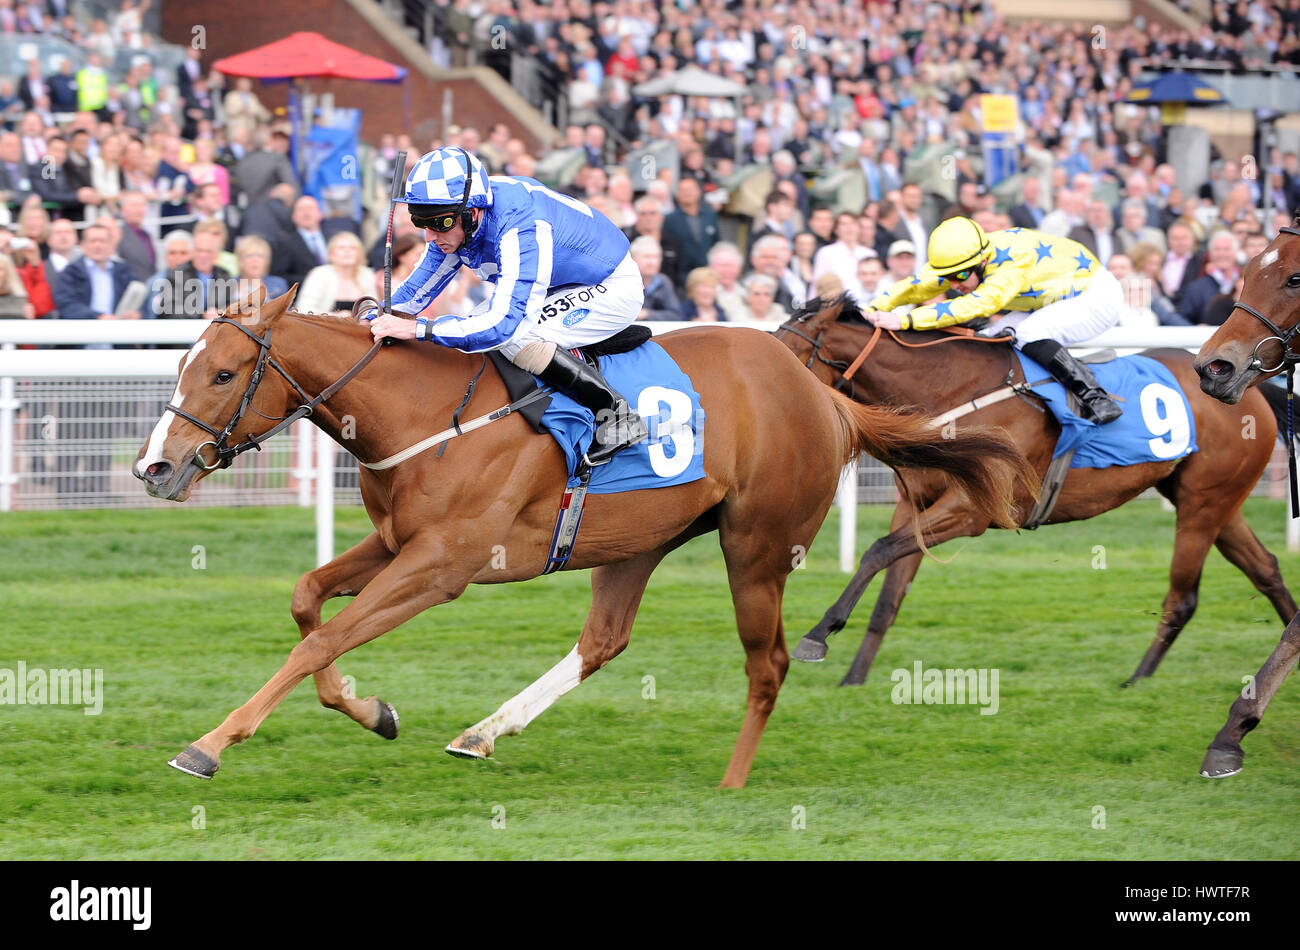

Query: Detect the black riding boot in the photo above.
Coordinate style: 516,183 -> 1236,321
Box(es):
536,347 -> 650,466
1020,339 -> 1122,425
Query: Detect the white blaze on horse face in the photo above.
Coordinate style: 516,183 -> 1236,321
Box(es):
1260,249 -> 1279,272
136,340 -> 207,475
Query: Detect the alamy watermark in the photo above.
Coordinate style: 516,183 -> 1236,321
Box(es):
890,661 -> 999,715
0,662 -> 103,715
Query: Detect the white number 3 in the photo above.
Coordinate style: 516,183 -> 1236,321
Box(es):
637,385 -> 694,478
1139,383 -> 1191,459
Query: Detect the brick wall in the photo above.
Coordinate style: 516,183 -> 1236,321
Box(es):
160,0 -> 547,151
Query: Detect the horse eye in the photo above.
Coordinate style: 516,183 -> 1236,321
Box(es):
1288,273 -> 1300,288
214,370 -> 235,384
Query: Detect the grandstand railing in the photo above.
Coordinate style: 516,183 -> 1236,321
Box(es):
3,321 -> 1296,568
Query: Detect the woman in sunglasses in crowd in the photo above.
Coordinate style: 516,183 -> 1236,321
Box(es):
364,146 -> 649,467
862,215 -> 1126,424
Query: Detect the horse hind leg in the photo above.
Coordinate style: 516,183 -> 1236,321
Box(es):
840,550 -> 923,687
289,531 -> 399,738
445,547 -> 666,760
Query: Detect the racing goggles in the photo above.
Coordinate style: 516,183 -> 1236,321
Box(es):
410,208 -> 462,232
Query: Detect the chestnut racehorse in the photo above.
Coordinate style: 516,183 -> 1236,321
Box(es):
775,296 -> 1298,717
133,287 -> 1033,788
1194,220 -> 1300,777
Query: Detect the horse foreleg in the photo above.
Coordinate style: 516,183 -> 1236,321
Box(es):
1212,511 -> 1299,625
840,550 -> 923,687
168,535 -> 475,779
445,547 -> 666,760
1201,612 -> 1300,778
289,530 -> 398,737
793,492 -> 988,663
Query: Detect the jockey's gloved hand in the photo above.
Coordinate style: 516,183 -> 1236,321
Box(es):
358,305 -> 381,324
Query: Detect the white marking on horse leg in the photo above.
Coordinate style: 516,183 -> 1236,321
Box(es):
470,645 -> 584,741
136,340 -> 206,475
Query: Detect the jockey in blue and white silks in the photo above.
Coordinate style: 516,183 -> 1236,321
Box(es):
365,146 -> 649,466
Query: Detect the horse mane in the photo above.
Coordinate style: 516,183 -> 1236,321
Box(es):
792,293 -> 868,325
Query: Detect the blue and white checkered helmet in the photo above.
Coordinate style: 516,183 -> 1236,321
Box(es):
401,146 -> 493,210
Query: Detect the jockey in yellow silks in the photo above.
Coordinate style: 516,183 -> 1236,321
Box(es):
864,217 -> 1124,424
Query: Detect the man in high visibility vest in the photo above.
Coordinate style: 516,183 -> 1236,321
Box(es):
864,216 -> 1124,423
76,53 -> 109,115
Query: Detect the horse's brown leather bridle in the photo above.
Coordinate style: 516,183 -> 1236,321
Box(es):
165,315 -> 384,471
1224,223 -> 1300,515
1230,225 -> 1300,374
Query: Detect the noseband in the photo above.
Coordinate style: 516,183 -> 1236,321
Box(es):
165,316 -> 383,471
1231,225 -> 1300,373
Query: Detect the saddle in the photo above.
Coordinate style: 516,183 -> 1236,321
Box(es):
489,324 -> 652,434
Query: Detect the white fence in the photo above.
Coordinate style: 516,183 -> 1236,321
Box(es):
1,321 -> 1295,567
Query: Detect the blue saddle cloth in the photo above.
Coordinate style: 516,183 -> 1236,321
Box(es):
534,341 -> 706,494
1014,351 -> 1198,469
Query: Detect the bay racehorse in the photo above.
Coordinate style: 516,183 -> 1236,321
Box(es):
133,287 -> 1034,788
1194,219 -> 1300,777
775,296 -> 1298,720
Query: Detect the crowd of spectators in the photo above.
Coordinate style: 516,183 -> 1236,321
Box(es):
5,0 -> 1300,341
407,0 -> 1300,329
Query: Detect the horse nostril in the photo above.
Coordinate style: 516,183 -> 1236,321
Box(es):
1204,359 -> 1234,380
144,461 -> 173,483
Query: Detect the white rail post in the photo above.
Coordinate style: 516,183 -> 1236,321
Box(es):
0,344 -> 16,511
1288,507 -> 1300,553
837,459 -> 858,573
294,418 -> 314,507
315,428 -> 334,567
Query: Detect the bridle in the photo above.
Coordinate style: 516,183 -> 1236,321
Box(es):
773,314 -> 856,396
164,315 -> 384,471
1230,225 -> 1300,374
1225,223 -> 1300,515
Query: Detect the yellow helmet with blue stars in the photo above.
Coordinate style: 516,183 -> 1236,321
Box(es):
927,216 -> 990,276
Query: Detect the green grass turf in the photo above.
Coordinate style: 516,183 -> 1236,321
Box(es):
0,499 -> 1297,859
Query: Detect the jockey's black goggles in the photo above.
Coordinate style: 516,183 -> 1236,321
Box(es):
410,208 -> 461,232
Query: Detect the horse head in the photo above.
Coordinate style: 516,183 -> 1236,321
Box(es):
134,284 -> 300,501
1195,221 -> 1300,404
774,293 -> 861,387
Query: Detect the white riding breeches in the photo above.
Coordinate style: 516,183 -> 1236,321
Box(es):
497,252 -> 645,362
983,268 -> 1125,347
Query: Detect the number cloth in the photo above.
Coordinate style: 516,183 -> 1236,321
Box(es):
1016,351 -> 1198,468
534,341 -> 706,493
394,174 -> 642,354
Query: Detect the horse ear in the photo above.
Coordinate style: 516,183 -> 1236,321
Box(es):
250,284 -> 298,326
222,283 -> 268,321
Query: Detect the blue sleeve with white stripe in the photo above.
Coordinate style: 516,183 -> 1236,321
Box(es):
424,212 -> 554,353
390,242 -> 462,315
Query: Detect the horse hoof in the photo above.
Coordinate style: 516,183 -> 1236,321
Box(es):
793,636 -> 828,662
445,733 -> 493,760
1200,747 -> 1244,779
168,744 -> 219,780
371,700 -> 399,740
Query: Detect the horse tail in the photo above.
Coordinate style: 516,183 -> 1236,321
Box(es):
1257,380 -> 1296,447
827,387 -> 1037,530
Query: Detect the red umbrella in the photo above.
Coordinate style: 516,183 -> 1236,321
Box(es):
212,31 -> 407,83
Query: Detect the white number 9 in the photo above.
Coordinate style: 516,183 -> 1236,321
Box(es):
1139,383 -> 1191,459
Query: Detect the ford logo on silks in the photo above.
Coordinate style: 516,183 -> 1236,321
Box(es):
562,308 -> 590,327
